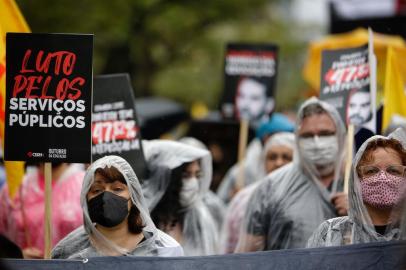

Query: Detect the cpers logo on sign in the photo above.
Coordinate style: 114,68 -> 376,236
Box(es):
27,151 -> 44,158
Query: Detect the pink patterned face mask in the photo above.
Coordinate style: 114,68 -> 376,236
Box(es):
361,171 -> 406,209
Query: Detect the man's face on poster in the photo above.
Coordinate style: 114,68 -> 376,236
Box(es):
347,91 -> 372,126
235,78 -> 273,121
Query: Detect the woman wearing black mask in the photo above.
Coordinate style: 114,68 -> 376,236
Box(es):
52,155 -> 183,258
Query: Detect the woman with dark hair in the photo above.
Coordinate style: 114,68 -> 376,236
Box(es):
142,140 -> 219,255
308,128 -> 406,247
150,164 -> 192,242
52,155 -> 183,258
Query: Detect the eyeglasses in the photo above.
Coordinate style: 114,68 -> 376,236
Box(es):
359,165 -> 406,178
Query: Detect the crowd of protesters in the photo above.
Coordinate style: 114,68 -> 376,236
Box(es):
0,96 -> 405,260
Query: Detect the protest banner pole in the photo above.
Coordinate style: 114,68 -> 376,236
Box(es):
236,119 -> 249,191
5,33 -> 93,260
44,162 -> 52,259
368,28 -> 377,134
344,124 -> 354,194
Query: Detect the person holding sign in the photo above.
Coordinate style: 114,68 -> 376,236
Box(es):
0,163 -> 84,258
307,128 -> 406,247
51,156 -> 183,258
142,140 -> 219,256
235,97 -> 347,252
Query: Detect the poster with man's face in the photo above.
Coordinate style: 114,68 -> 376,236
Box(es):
220,43 -> 278,126
319,44 -> 375,133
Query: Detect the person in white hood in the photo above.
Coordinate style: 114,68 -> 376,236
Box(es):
142,140 -> 220,256
52,155 -> 183,259
235,97 -> 348,252
308,128 -> 406,247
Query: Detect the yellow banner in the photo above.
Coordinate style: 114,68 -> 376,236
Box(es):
382,47 -> 406,131
0,0 -> 30,198
303,28 -> 405,91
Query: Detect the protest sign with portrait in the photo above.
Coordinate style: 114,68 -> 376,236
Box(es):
221,43 -> 278,126
319,44 -> 376,135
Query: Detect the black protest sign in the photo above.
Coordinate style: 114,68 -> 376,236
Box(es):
319,44 -> 375,132
93,74 -> 146,179
220,43 -> 278,125
5,33 -> 93,163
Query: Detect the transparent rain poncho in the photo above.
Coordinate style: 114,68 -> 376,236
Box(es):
307,128 -> 406,247
235,97 -> 347,251
51,155 -> 183,259
142,140 -> 220,256
221,132 -> 295,253
217,113 -> 294,204
178,137 -> 226,232
216,139 -> 263,204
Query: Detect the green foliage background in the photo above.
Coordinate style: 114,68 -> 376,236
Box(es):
18,0 -> 319,112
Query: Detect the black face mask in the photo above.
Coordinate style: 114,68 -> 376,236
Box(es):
88,191 -> 130,228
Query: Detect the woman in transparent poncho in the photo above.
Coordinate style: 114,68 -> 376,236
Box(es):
178,137 -> 226,232
51,155 -> 183,259
307,128 -> 406,247
221,132 -> 295,253
142,140 -> 219,256
216,113 -> 295,204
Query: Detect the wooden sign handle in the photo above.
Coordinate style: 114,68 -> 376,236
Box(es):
344,125 -> 354,194
44,162 -> 52,259
236,119 -> 249,192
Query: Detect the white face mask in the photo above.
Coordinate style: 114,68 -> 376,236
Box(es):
299,135 -> 339,175
179,177 -> 200,208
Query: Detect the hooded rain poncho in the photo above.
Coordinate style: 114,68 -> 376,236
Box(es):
307,128 -> 406,247
51,155 -> 183,259
235,97 -> 346,251
221,132 -> 295,253
216,113 -> 295,204
142,140 -> 220,256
